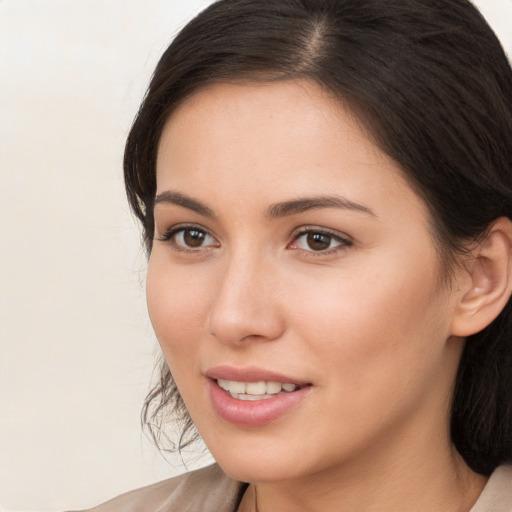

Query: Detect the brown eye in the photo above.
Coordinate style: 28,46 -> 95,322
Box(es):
292,229 -> 351,253
167,227 -> 218,250
182,229 -> 207,247
306,232 -> 332,251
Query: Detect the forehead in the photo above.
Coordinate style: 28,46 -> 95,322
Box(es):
156,80 -> 426,222
158,80 -> 369,159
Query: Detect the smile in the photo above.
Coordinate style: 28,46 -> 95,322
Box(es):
217,379 -> 301,400
208,374 -> 311,426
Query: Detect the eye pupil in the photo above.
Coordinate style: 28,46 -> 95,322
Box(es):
184,229 -> 206,247
307,232 -> 331,251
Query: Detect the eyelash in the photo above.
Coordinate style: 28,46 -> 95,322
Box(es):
157,224 -> 353,256
289,228 -> 353,256
157,224 -> 219,253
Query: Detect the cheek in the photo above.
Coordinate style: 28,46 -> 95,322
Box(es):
282,261 -> 453,447
285,251 -> 449,381
146,255 -> 211,362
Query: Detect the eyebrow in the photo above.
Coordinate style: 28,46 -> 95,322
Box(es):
266,196 -> 376,218
154,190 -> 375,219
154,191 -> 215,217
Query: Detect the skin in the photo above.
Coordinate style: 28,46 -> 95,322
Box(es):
147,80 -> 488,511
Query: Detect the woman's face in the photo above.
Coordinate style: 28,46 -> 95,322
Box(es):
147,80 -> 465,483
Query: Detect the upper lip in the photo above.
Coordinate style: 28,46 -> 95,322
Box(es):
206,365 -> 310,386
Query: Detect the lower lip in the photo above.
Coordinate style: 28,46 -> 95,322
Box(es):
208,379 -> 311,426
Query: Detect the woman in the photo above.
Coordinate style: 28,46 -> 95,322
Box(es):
77,0 -> 512,510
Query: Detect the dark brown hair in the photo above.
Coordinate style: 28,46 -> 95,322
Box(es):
125,0 -> 512,475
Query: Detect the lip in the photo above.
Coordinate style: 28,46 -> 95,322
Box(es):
206,365 -> 310,386
206,366 -> 312,426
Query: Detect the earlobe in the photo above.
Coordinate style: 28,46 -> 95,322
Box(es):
450,217 -> 512,337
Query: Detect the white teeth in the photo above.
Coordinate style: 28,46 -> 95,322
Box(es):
230,381 -> 246,394
237,394 -> 272,401
216,379 -> 300,398
245,381 -> 267,395
217,379 -> 229,391
266,381 -> 282,394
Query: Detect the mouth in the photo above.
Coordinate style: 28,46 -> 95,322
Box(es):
206,367 -> 312,426
216,379 -> 304,400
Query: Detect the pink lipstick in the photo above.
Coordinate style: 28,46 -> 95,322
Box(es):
206,366 -> 311,426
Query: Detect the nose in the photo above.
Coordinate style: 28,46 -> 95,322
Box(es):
208,251 -> 285,346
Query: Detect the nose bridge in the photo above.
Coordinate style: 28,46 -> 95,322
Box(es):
208,243 -> 284,345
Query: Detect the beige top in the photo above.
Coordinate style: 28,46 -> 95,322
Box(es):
71,463 -> 512,512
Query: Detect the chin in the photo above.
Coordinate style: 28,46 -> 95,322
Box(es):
215,453 -> 304,484
200,427 -> 329,485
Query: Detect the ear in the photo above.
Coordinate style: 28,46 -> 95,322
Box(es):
450,217 -> 512,337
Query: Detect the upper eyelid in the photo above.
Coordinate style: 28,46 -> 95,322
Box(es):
291,226 -> 352,242
159,226 -> 219,254
157,222 -> 213,238
156,223 -> 352,248
288,227 -> 354,255
156,224 -> 216,247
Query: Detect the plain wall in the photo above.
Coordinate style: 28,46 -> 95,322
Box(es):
0,2 -> 214,511
0,1 -> 510,510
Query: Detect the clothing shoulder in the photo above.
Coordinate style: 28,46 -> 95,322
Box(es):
68,464 -> 246,512
470,465 -> 512,512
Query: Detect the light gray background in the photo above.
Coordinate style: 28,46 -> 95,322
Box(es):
0,1 -> 510,510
